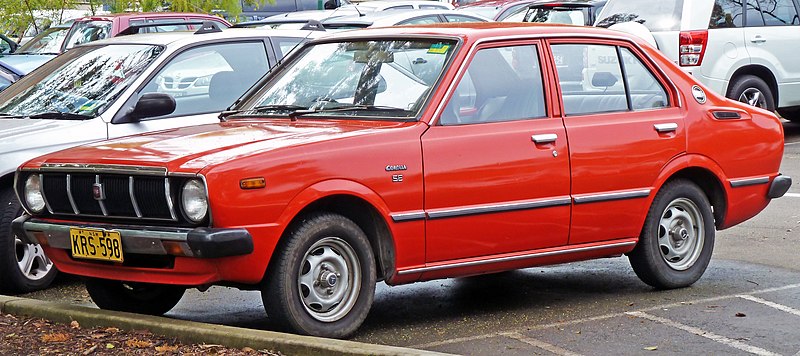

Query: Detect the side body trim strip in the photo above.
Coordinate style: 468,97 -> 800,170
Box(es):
426,197 -> 572,220
573,189 -> 651,204
729,176 -> 770,188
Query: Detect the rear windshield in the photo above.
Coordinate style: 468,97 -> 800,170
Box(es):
595,0 -> 684,31
64,20 -> 113,50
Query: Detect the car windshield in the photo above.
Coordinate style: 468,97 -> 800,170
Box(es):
457,6 -> 503,19
243,39 -> 457,119
508,7 -> 589,25
64,20 -> 113,49
0,44 -> 163,118
16,26 -> 69,54
595,0 -> 683,31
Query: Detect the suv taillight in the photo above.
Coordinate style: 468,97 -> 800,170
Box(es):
679,30 -> 708,66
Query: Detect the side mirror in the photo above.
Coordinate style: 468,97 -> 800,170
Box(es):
592,71 -> 618,88
127,93 -> 176,121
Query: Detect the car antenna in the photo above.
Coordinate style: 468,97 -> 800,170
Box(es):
194,21 -> 222,34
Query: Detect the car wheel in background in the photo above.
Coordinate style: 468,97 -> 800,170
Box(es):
262,213 -> 376,338
0,186 -> 58,294
628,179 -> 715,289
85,279 -> 186,315
727,75 -> 775,111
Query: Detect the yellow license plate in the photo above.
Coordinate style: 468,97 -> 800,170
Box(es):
69,227 -> 124,263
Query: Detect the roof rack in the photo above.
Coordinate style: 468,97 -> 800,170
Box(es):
300,20 -> 326,31
116,20 -> 223,37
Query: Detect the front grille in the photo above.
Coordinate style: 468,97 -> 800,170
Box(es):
36,172 -> 178,222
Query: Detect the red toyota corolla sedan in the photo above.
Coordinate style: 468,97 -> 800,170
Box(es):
13,23 -> 791,338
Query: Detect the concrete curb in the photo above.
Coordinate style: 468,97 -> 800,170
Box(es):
0,295 -> 450,356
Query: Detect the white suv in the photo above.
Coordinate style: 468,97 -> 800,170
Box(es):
596,0 -> 800,122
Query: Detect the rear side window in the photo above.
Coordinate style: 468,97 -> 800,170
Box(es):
746,0 -> 766,26
551,44 -> 668,116
709,0 -> 743,28
64,20 -> 113,49
758,0 -> 799,25
595,0 -> 683,31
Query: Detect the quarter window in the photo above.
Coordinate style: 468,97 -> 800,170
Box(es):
758,0 -> 800,25
440,45 -> 546,125
709,0 -> 743,28
551,44 -> 668,116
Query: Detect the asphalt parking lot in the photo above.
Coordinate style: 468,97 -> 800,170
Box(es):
19,121 -> 800,355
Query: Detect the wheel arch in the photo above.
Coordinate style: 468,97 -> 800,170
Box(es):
266,181 -> 397,283
655,157 -> 728,229
728,65 -> 779,107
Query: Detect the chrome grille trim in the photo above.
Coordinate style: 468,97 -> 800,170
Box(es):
129,176 -> 142,218
95,175 -> 108,216
66,174 -> 79,214
34,163 -> 167,176
165,178 -> 177,221
40,173 -> 54,215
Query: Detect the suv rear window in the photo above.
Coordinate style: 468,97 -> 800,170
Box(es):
596,0 -> 684,31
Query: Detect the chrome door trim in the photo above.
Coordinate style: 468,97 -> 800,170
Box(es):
653,123 -> 678,133
426,196 -> 572,220
390,211 -> 427,222
398,240 -> 637,275
573,189 -> 651,204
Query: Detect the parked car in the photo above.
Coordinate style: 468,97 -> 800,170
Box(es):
12,22 -> 790,338
595,0 -> 800,121
0,22 -> 73,76
61,12 -> 232,52
502,0 -> 606,25
238,0 -> 352,20
320,9 -> 489,30
456,0 -> 541,20
0,26 -> 324,294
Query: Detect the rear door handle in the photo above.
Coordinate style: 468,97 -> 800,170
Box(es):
750,35 -> 766,43
531,133 -> 557,144
654,123 -> 678,133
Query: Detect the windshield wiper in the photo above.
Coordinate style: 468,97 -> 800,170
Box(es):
288,105 -> 412,119
219,104 -> 309,121
27,112 -> 94,120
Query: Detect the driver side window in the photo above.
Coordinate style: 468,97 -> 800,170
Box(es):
139,41 -> 270,119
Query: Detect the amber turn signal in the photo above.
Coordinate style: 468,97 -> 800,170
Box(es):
240,177 -> 266,190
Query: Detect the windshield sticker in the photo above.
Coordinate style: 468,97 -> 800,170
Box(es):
427,43 -> 450,54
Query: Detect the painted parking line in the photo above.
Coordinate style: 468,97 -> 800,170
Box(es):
504,332 -> 584,356
625,311 -> 781,356
411,283 -> 800,350
785,193 -> 800,198
737,295 -> 800,318
786,141 -> 800,146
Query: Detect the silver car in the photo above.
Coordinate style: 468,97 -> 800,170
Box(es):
0,26 -> 323,293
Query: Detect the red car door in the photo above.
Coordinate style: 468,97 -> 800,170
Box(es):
421,41 -> 571,265
549,39 -> 686,245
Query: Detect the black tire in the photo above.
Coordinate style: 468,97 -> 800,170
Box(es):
0,186 -> 58,294
85,279 -> 185,315
777,107 -> 800,122
262,213 -> 376,338
629,180 -> 715,289
727,75 -> 775,111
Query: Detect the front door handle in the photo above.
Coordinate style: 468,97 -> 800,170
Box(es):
531,133 -> 558,144
654,123 -> 678,133
750,35 -> 766,44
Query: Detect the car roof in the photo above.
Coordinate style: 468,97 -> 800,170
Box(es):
72,12 -> 226,21
76,27 -> 325,48
458,0 -> 538,9
531,0 -> 606,7
312,21 -> 640,44
322,9 -> 489,26
343,0 -> 455,10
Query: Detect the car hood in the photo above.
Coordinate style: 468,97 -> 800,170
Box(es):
0,54 -> 57,74
0,117 -> 102,152
29,119 -> 417,173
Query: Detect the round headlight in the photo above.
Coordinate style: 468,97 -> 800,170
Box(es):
181,179 -> 208,223
24,174 -> 46,213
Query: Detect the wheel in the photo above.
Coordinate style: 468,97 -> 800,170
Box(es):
777,107 -> 800,122
628,180 -> 715,289
0,186 -> 58,294
262,213 -> 376,338
85,279 -> 185,315
727,75 -> 775,111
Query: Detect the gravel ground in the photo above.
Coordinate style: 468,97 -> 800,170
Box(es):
0,313 -> 283,355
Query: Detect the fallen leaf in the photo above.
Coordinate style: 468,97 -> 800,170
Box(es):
644,346 -> 658,351
242,347 -> 255,353
106,343 -> 115,349
735,312 -> 746,317
200,344 -> 224,349
90,333 -> 108,339
126,339 -> 154,348
104,327 -> 120,333
41,333 -> 70,342
83,345 -> 98,355
155,345 -> 179,353
6,333 -> 16,338
70,320 -> 81,329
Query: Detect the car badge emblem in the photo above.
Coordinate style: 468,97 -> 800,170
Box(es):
691,85 -> 707,104
92,183 -> 106,201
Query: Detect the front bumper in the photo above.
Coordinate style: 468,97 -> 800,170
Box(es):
12,215 -> 253,259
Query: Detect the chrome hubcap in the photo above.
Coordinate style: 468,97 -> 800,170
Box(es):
298,237 -> 360,322
738,88 -> 767,108
15,236 -> 53,281
658,198 -> 705,271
